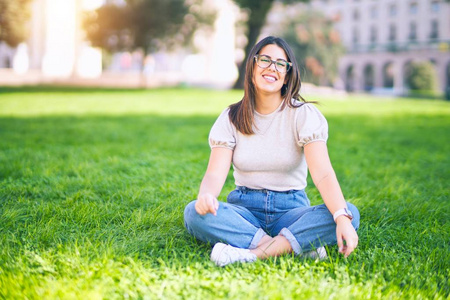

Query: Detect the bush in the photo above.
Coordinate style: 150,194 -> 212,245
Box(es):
406,62 -> 439,91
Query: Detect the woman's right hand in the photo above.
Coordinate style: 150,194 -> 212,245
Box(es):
195,193 -> 219,216
195,148 -> 232,216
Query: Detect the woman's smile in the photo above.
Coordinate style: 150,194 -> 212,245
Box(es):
262,74 -> 277,83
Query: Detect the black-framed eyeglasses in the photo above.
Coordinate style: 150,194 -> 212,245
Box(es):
254,54 -> 292,73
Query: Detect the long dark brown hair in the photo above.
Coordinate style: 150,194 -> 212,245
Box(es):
229,36 -> 306,135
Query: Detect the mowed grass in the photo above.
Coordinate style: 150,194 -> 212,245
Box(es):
0,86 -> 449,299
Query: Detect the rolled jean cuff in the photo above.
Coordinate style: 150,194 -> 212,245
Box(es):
280,228 -> 301,255
249,228 -> 267,249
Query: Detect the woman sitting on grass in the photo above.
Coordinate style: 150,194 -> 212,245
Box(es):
184,36 -> 360,267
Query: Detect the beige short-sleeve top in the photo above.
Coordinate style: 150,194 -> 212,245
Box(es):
209,101 -> 328,191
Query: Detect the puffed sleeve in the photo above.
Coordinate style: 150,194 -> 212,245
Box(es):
208,108 -> 236,150
296,103 -> 328,147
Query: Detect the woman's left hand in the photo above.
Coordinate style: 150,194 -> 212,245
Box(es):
335,217 -> 358,258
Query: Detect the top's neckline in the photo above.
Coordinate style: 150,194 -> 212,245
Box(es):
254,100 -> 285,118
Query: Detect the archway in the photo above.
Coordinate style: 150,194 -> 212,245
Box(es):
363,64 -> 374,91
403,60 -> 413,89
446,62 -> 450,87
446,61 -> 450,100
383,62 -> 394,88
345,65 -> 355,92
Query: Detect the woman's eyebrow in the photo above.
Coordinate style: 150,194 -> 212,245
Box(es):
260,53 -> 287,61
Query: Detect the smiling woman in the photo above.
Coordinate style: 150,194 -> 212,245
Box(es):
183,36 -> 360,267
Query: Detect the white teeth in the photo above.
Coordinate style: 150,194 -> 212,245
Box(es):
263,75 -> 276,82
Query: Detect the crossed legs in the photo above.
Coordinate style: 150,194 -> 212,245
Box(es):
250,235 -> 292,259
184,200 -> 359,264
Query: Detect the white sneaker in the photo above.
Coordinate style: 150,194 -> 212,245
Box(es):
302,246 -> 328,260
210,243 -> 257,267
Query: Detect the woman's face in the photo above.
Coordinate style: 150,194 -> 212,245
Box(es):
253,44 -> 289,96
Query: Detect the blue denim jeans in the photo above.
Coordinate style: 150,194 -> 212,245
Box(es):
184,186 -> 360,255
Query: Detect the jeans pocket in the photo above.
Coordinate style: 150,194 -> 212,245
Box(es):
226,189 -> 241,204
293,190 -> 310,207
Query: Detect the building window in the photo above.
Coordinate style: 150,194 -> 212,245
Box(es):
409,2 -> 418,14
370,6 -> 378,19
430,20 -> 439,39
389,4 -> 397,17
353,27 -> 359,44
389,24 -> 397,41
3,57 -> 11,68
353,9 -> 360,20
370,26 -> 377,43
409,22 -> 417,40
431,1 -> 440,13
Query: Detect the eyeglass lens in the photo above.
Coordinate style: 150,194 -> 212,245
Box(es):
255,55 -> 290,73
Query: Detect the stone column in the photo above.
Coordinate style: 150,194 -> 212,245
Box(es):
393,59 -> 405,95
41,0 -> 77,77
373,58 -> 384,89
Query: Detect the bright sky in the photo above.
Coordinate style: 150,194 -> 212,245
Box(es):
82,0 -> 104,10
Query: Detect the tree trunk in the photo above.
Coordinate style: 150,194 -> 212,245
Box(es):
233,0 -> 274,89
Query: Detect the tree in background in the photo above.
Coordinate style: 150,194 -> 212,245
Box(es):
0,0 -> 33,47
232,0 -> 309,89
83,0 -> 214,64
406,62 -> 439,92
83,4 -> 132,54
281,10 -> 344,86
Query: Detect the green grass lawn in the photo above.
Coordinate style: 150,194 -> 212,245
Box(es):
0,86 -> 449,299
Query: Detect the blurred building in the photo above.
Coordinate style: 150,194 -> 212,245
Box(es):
0,0 -> 102,79
0,0 -> 238,88
2,0 -> 448,93
311,0 -> 450,95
